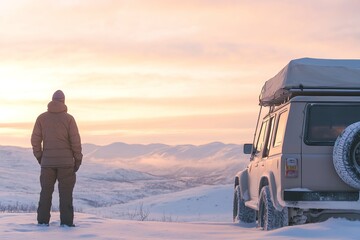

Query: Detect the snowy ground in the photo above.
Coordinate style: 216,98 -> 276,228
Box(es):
85,184 -> 233,222
1,183 -> 360,239
1,212 -> 360,240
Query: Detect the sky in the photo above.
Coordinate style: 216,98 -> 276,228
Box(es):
1,0 -> 360,147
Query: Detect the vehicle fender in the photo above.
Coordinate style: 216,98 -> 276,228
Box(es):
236,169 -> 251,201
260,172 -> 283,211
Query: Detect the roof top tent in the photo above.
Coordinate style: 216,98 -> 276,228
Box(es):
250,58 -> 360,149
259,58 -> 360,107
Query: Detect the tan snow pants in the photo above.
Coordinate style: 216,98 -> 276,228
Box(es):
37,167 -> 76,225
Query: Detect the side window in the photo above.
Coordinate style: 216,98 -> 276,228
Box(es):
254,120 -> 269,155
254,117 -> 274,158
263,117 -> 274,158
274,111 -> 287,147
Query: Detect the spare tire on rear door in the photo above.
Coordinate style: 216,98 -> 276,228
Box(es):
333,122 -> 360,189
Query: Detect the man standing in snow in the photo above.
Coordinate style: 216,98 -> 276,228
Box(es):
31,90 -> 83,227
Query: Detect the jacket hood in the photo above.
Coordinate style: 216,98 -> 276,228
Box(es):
47,101 -> 68,113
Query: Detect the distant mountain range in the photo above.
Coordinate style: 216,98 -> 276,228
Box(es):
82,141 -> 243,161
0,142 -> 248,180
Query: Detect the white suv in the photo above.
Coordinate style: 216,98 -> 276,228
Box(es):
233,58 -> 360,230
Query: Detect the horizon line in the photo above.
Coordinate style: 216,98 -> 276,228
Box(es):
0,141 -> 245,149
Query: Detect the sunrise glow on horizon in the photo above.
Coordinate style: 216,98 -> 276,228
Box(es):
1,0 -> 360,147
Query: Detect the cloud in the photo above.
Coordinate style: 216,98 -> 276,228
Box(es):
78,111 -> 257,144
79,112 -> 256,131
67,95 -> 260,125
0,111 -> 257,147
1,0 -> 359,81
0,122 -> 32,129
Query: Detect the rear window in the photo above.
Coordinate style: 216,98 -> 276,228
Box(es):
305,104 -> 360,145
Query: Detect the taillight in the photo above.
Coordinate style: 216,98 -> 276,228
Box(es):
285,158 -> 298,177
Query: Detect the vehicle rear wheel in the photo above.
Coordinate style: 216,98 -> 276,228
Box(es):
333,122 -> 360,189
233,185 -> 256,223
258,186 -> 288,230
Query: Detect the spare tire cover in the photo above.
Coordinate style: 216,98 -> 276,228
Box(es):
333,121 -> 360,189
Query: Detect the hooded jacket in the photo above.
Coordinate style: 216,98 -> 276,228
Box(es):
31,101 -> 83,168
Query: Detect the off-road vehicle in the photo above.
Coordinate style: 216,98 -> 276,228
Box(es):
233,58 -> 360,230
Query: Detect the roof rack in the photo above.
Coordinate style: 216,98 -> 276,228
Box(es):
261,88 -> 360,107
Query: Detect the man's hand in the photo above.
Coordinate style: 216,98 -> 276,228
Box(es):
74,161 -> 81,172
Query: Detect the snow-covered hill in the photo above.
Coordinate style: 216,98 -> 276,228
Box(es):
83,142 -> 246,184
